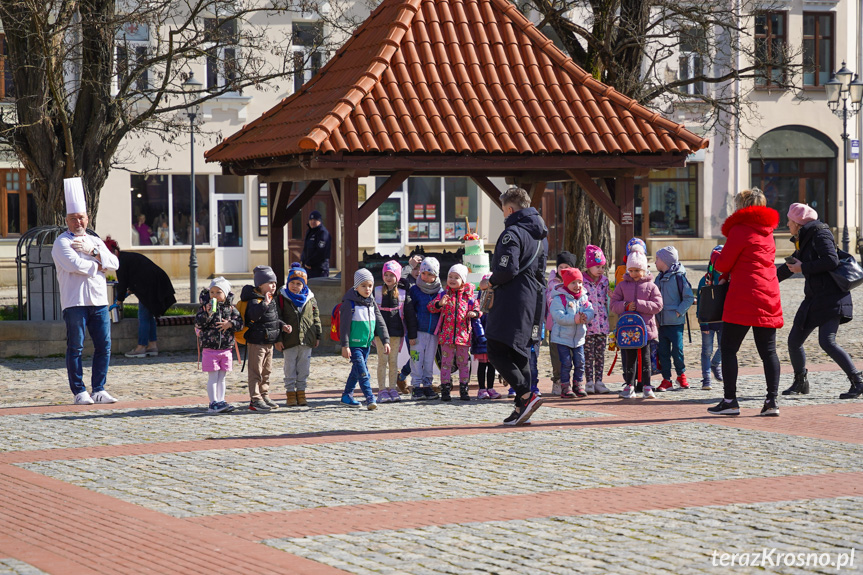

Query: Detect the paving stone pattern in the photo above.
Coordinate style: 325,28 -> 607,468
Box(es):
0,560 -> 48,575
0,400 -> 600,453
19,423 -> 863,518
267,496 -> 863,575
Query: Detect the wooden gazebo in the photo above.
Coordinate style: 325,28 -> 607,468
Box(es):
206,0 -> 709,291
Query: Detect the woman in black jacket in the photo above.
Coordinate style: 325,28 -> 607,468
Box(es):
778,204 -> 861,398
104,237 -> 176,358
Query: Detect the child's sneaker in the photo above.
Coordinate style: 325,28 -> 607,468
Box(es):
677,374 -> 690,389
619,384 -> 636,399
594,382 -> 612,394
585,381 -> 595,394
378,389 -> 392,403
642,385 -> 656,399
551,381 -> 562,396
707,398 -> 740,415
657,379 -> 673,392
711,364 -> 723,382
459,385 -> 471,401
574,382 -> 587,398
388,388 -> 402,402
249,399 -> 272,412
487,388 -> 502,399
423,386 -> 440,400
701,379 -> 712,391
207,401 -> 220,413
531,384 -> 541,396
411,387 -> 425,400
209,401 -> 235,413
560,383 -> 575,398
477,389 -> 490,400
262,396 -> 279,409
366,399 -> 378,411
508,387 -> 516,397
340,393 -> 362,408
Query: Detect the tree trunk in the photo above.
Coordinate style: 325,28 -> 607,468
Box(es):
563,181 -> 612,268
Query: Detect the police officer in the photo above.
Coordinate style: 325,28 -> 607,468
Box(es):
480,186 -> 548,426
301,210 -> 331,278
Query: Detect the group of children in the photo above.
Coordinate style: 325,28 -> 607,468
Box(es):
194,240 -> 724,413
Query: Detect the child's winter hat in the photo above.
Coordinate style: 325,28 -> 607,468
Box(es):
419,256 -> 440,277
559,267 -> 583,286
287,263 -> 308,285
655,246 -> 679,267
626,250 -> 648,272
787,203 -> 818,225
253,265 -> 277,287
449,264 -> 468,284
556,251 -> 577,269
709,245 -> 724,267
209,276 -> 232,296
584,245 -> 606,267
382,260 -> 403,280
625,237 -> 647,257
353,268 -> 374,289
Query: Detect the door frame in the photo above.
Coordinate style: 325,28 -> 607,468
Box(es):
212,191 -> 248,273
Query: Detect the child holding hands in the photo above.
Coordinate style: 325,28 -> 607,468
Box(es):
432,264 -> 480,401
195,277 -> 244,413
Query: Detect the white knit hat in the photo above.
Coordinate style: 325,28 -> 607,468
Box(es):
209,276 -> 232,297
449,264 -> 468,284
626,251 -> 648,272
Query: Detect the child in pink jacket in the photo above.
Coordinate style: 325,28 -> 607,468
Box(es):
610,250 -> 663,399
432,264 -> 480,401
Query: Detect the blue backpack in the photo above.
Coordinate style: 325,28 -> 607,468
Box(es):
615,312 -> 648,349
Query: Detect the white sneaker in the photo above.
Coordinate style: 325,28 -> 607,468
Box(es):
74,391 -> 95,405
643,385 -> 656,399
585,381 -> 595,394
594,382 -> 612,394
551,381 -> 561,396
619,384 -> 635,399
91,390 -> 118,404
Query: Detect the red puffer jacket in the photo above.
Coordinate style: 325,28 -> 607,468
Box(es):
714,206 -> 783,328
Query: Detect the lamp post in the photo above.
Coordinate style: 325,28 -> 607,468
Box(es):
825,61 -> 863,253
182,72 -> 203,303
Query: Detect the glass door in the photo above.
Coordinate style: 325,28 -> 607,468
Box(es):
214,195 -> 247,273
376,194 -> 403,254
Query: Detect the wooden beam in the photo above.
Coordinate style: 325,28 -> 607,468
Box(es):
279,180 -> 325,227
471,176 -> 502,209
341,176 -> 360,295
528,181 -> 547,209
358,170 -> 412,223
615,177 -> 636,266
330,178 -> 343,279
268,181 -> 288,286
258,166 -> 370,182
566,170 -> 621,225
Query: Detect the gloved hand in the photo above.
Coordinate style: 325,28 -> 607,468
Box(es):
71,235 -> 95,255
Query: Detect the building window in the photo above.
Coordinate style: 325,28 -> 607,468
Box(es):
258,181 -> 268,236
679,27 -> 706,96
403,177 -> 479,242
0,35 -> 14,99
130,174 -> 211,246
803,13 -> 834,87
751,159 -> 830,229
116,22 -> 150,91
0,170 -> 33,237
633,166 -> 698,237
754,12 -> 787,88
204,18 -> 240,93
292,22 -> 323,93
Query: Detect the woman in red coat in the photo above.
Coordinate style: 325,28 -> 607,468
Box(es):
708,188 -> 783,417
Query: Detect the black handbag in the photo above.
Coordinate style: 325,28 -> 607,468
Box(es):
830,249 -> 863,292
696,282 -> 728,324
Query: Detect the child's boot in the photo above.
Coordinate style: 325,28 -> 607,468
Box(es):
285,392 -> 298,407
296,390 -> 308,406
459,384 -> 470,401
551,380 -> 561,396
440,382 -> 452,402
560,383 -> 575,398
574,381 -> 587,398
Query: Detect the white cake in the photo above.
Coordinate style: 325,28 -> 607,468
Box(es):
463,238 -> 489,285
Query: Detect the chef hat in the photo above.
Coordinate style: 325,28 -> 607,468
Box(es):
64,178 -> 87,215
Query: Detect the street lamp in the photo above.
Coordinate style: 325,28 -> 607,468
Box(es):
182,72 -> 203,303
826,61 -> 863,253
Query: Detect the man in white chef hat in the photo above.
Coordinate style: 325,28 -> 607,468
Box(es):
51,177 -> 121,405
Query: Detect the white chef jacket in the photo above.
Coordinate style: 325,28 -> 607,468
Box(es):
51,231 -> 120,310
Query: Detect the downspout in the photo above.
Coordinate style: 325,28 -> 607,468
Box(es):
734,0 -> 742,204
857,0 -> 862,253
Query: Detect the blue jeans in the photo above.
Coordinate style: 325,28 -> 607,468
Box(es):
138,303 -> 158,346
701,325 -> 722,379
63,305 -> 111,396
344,346 -> 374,401
657,324 -> 685,379
557,344 -> 585,384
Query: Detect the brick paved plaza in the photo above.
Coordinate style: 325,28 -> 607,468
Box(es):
1,350 -> 862,574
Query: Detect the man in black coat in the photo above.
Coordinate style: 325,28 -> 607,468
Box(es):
480,187 -> 548,425
301,210 -> 331,278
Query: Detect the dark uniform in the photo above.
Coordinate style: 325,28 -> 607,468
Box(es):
301,224 -> 331,278
486,207 -> 547,399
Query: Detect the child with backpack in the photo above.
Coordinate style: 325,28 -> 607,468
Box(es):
339,269 -> 390,409
653,246 -> 695,392
696,245 -> 724,391
276,264 -> 321,407
405,257 -> 443,400
375,260 -> 416,403
195,277 -> 244,413
545,251 -> 577,396
431,264 -> 480,401
240,266 -> 292,411
549,268 -> 595,397
610,250 -> 663,399
583,245 -> 612,394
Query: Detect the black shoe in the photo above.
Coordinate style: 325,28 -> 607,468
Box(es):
411,387 -> 425,400
503,409 -> 521,425
840,371 -> 863,399
459,385 -> 470,401
423,386 -> 440,400
707,398 -> 739,416
782,370 -> 809,395
512,392 -> 543,425
759,397 -> 779,416
440,384 -> 452,402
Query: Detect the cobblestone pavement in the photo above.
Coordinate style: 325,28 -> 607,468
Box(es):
0,560 -> 47,575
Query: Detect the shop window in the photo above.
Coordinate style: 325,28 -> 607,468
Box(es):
171,175 -> 210,245
754,11 -> 787,87
292,22 -> 323,92
803,13 -> 833,87
130,174 -> 210,246
750,159 -> 830,229
407,177 -> 441,241
634,166 -> 698,237
0,170 -> 33,237
443,178 -> 478,239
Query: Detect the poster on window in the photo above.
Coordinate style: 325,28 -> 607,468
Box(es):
444,222 -> 455,240
357,184 -> 367,204
429,222 -> 440,240
425,204 -> 436,219
455,221 -> 466,238
413,204 -> 425,219
417,222 -> 429,239
408,222 -> 419,239
454,196 -> 469,219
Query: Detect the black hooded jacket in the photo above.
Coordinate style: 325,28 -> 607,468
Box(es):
486,207 -> 548,356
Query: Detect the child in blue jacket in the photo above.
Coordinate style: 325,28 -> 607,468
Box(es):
654,246 -> 695,392
696,245 -> 724,390
405,257 -> 443,400
549,268 -> 594,398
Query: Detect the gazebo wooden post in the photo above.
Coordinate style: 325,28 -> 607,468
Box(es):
267,180 -> 293,286
341,176 -> 360,294
615,177 -> 636,266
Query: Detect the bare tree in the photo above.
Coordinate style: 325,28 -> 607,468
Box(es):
0,0 -> 354,226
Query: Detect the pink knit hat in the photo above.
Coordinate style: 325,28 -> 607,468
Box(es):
584,244 -> 606,267
787,203 -> 818,225
382,260 -> 402,279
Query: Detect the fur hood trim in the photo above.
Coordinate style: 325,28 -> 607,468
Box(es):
721,206 -> 779,237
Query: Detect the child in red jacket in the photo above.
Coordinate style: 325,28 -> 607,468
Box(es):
432,264 -> 480,401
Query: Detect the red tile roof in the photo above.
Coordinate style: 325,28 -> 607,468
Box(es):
205,0 -> 708,164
